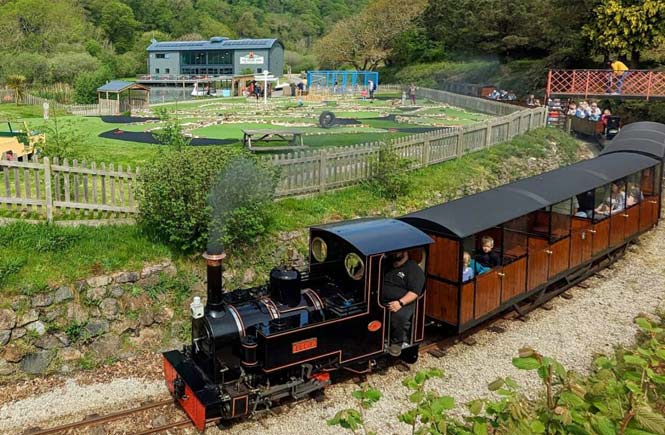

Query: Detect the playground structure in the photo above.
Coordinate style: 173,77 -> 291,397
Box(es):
307,70 -> 379,96
0,122 -> 44,159
546,69 -> 665,100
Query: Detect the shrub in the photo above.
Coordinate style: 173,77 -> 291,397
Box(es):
208,157 -> 277,247
49,52 -> 101,84
40,117 -> 86,160
151,120 -> 191,151
137,147 -> 249,252
366,146 -> 412,199
73,67 -> 113,104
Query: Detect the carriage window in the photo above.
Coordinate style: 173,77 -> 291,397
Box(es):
655,165 -> 662,194
463,229 -> 502,280
594,181 -> 626,220
592,185 -> 610,221
626,172 -> 642,207
641,168 -> 655,195
503,216 -> 527,263
311,237 -> 328,263
549,199 -> 572,241
344,253 -> 364,280
527,208 -> 550,238
576,190 -> 594,219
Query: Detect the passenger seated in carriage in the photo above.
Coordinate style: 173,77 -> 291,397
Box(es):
626,182 -> 643,207
462,251 -> 490,282
588,102 -> 602,121
474,236 -> 501,268
594,182 -> 626,217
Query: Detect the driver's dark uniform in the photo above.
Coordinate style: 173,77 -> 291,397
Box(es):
381,259 -> 425,345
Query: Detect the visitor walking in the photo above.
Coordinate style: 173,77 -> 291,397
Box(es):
607,59 -> 629,95
409,83 -> 417,105
368,79 -> 375,100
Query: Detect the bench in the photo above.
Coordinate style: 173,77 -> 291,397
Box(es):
242,129 -> 306,152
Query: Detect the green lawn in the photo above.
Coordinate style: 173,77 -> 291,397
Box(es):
0,223 -> 171,297
0,95 -> 492,167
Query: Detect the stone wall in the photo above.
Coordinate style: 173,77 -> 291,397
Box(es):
0,260 -> 181,378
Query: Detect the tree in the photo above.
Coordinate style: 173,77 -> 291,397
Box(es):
49,52 -> 101,84
99,1 -> 139,54
0,0 -> 88,53
421,0 -> 551,60
314,0 -> 427,70
73,67 -> 112,104
5,74 -> 27,105
583,0 -> 665,66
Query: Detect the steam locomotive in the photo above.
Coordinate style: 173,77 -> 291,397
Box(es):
163,121 -> 665,432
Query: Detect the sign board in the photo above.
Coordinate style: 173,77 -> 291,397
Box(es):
43,102 -> 49,120
240,52 -> 265,65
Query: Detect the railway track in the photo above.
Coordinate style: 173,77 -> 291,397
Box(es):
22,398 -> 217,435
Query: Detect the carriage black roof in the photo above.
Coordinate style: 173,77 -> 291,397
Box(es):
600,121 -> 665,160
311,218 -> 433,256
400,152 -> 658,239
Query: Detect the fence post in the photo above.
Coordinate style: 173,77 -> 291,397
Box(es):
422,139 -> 430,167
456,128 -> 465,156
43,156 -> 53,223
484,121 -> 492,147
319,150 -> 327,193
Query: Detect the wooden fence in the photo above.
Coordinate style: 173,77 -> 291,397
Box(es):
0,154 -> 139,222
265,106 -> 547,197
0,89 -> 119,116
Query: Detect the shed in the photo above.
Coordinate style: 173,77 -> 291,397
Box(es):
96,81 -> 150,115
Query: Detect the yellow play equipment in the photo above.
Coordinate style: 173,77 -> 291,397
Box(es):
0,122 -> 44,159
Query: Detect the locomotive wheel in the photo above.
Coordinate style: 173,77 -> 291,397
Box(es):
319,111 -> 336,128
311,389 -> 326,402
400,346 -> 419,364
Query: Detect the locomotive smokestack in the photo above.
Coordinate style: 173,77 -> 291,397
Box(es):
203,242 -> 226,312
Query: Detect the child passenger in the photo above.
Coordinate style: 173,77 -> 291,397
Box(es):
462,251 -> 490,282
475,236 -> 501,268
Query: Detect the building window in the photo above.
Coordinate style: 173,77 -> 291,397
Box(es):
155,68 -> 160,74
181,51 -> 207,65
165,68 -> 170,74
207,50 -> 231,65
257,68 -> 262,73
156,53 -> 166,59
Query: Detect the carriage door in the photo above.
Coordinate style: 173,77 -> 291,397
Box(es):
639,166 -> 660,231
526,208 -> 550,290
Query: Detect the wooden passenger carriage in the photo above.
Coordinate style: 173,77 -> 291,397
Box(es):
401,122 -> 664,333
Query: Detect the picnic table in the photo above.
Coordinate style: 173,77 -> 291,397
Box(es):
242,129 -> 305,152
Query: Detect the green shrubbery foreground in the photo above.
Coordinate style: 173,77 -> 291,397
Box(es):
330,315 -> 665,435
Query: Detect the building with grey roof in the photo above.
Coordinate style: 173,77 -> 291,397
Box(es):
141,36 -> 284,82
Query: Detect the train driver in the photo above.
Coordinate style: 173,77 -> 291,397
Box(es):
382,250 -> 425,357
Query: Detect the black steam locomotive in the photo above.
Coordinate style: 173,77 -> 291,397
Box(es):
164,121 -> 665,432
163,219 -> 432,430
